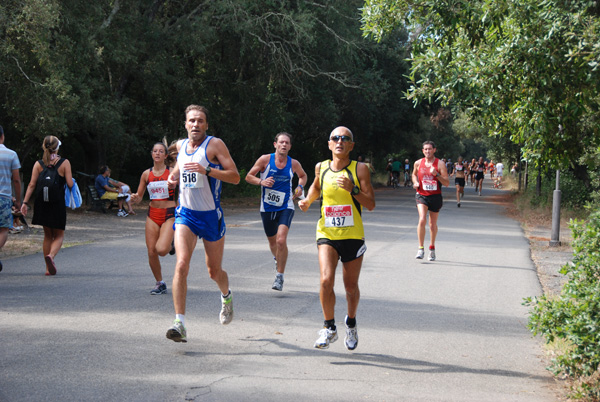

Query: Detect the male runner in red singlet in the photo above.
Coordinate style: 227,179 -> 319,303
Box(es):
412,141 -> 449,261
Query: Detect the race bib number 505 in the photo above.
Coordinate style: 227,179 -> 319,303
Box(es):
182,171 -> 204,189
264,188 -> 285,207
324,205 -> 354,227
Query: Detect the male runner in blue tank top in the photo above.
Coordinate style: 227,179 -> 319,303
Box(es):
165,105 -> 240,343
245,132 -> 307,291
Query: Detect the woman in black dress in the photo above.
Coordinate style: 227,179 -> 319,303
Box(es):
21,136 -> 73,275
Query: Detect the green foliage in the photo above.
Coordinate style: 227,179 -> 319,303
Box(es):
361,0 -> 600,174
228,168 -> 260,198
526,211 -> 600,399
523,169 -> 598,210
2,0 -> 448,187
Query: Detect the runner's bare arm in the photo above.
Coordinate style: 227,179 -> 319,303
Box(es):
167,163 -> 180,189
412,160 -> 421,189
292,159 -> 308,197
436,160 -> 450,187
335,163 -> 375,211
298,162 -> 321,212
131,169 -> 150,203
207,138 -> 240,185
245,154 -> 270,186
354,163 -> 375,211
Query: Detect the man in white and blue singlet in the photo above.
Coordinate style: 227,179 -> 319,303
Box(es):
165,105 -> 240,343
245,132 -> 307,291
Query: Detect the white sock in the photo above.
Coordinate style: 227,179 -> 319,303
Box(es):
175,314 -> 185,326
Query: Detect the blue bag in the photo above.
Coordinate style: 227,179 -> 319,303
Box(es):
64,178 -> 82,209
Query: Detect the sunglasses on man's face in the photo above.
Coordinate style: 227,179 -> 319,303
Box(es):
329,135 -> 352,143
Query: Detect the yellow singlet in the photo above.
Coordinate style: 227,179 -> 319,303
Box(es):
316,160 -> 364,240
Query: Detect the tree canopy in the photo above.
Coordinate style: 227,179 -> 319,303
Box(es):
1,0 -> 459,186
362,0 -> 600,183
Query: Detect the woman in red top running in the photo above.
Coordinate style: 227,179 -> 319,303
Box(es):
131,140 -> 178,295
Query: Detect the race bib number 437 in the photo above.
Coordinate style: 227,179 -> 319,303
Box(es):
324,205 -> 354,227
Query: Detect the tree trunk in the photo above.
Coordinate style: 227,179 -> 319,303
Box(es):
73,131 -> 105,174
536,167 -> 542,197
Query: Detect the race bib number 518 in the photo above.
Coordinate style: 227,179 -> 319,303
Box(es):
324,205 -> 354,227
182,171 -> 204,189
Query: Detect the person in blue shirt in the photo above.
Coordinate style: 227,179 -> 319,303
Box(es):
0,125 -> 22,272
95,166 -> 127,216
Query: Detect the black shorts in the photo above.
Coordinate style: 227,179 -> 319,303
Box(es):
476,172 -> 484,180
455,178 -> 465,187
261,209 -> 294,237
317,238 -> 366,263
415,193 -> 443,213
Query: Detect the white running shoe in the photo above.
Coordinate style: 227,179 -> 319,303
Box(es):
166,319 -> 187,343
314,328 -> 338,349
220,292 -> 234,325
272,275 -> 284,291
428,249 -> 436,261
344,316 -> 358,350
415,249 -> 425,259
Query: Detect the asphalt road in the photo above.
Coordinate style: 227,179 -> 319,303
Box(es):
0,185 -> 557,401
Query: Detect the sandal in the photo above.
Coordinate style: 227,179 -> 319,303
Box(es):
44,255 -> 57,276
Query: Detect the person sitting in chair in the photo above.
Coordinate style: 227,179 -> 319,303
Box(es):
95,166 -> 128,217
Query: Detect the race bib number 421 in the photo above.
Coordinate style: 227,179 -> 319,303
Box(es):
324,205 -> 354,227
182,171 -> 204,189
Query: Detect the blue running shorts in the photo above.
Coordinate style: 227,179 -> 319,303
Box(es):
175,205 -> 226,241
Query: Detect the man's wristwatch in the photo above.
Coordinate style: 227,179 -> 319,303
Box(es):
205,166 -> 211,176
351,185 -> 360,195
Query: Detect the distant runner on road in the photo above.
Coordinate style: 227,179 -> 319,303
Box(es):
298,126 -> 375,351
475,156 -> 486,196
245,132 -> 307,292
412,141 -> 449,261
454,156 -> 466,207
495,161 -> 504,187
